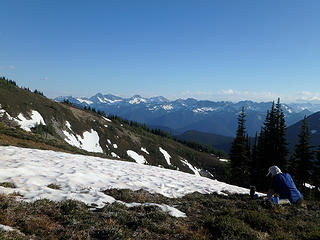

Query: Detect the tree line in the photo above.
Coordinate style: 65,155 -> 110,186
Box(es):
230,98 -> 320,198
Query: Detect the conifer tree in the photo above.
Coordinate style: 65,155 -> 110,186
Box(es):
249,132 -> 258,184
290,116 -> 314,188
229,108 -> 250,187
276,99 -> 288,169
255,98 -> 288,190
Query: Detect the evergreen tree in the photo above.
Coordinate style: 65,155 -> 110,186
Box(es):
229,108 -> 250,187
255,98 -> 288,190
249,132 -> 258,184
276,99 -> 288,169
290,116 -> 314,188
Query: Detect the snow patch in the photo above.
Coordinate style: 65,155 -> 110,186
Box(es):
127,150 -> 147,164
103,117 -> 112,122
63,129 -> 103,153
111,152 -> 120,158
125,202 -> 186,218
193,107 -> 216,113
113,144 -> 118,149
141,147 -> 149,155
97,96 -> 106,103
65,121 -> 72,130
311,130 -> 317,134
180,159 -> 200,176
81,130 -> 103,153
129,97 -> 146,104
16,110 -> 46,132
0,224 -> 15,232
104,98 -> 122,104
159,147 -> 171,165
162,104 -> 173,111
305,183 -> 315,189
0,146 -> 252,208
219,158 -> 229,162
76,98 -> 93,105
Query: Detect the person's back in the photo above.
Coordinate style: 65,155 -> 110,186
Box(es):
271,173 -> 302,203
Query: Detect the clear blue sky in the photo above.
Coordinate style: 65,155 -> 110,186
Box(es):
1,0 -> 320,102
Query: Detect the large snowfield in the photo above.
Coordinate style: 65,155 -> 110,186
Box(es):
0,146 -> 250,217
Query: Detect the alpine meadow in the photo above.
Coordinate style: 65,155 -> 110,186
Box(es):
1,1 -> 320,239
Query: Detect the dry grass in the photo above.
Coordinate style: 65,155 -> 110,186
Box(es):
0,190 -> 319,240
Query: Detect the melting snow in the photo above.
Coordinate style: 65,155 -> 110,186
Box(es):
180,159 -> 200,176
127,150 -> 147,164
125,202 -> 186,218
0,146 -> 251,213
0,224 -> 15,232
15,110 -> 46,132
103,117 -> 112,122
65,121 -> 72,130
0,105 -> 14,120
141,147 -> 149,155
111,152 -> 120,158
63,128 -> 103,153
219,159 -> 229,162
305,183 -> 315,189
159,147 -> 171,165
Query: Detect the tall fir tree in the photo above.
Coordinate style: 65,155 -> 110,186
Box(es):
249,132 -> 258,185
229,108 -> 251,187
254,98 -> 288,190
276,99 -> 288,169
289,116 -> 314,188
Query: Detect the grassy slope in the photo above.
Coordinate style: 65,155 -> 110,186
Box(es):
0,189 -> 319,240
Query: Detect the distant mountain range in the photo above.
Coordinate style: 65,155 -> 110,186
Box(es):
286,111 -> 320,152
55,93 -> 319,137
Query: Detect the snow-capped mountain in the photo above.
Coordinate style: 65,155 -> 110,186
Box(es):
55,94 -> 315,137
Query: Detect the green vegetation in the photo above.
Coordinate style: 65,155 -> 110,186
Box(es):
229,99 -> 320,199
0,190 -> 320,239
229,107 -> 251,187
0,77 -> 17,88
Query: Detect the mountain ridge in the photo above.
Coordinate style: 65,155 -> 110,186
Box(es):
55,93 -> 315,137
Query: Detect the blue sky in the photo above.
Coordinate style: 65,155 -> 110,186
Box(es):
1,0 -> 320,102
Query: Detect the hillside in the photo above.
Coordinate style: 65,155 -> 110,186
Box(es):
1,146 -> 320,240
286,111 -> 320,152
0,78 -> 227,180
175,130 -> 234,155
